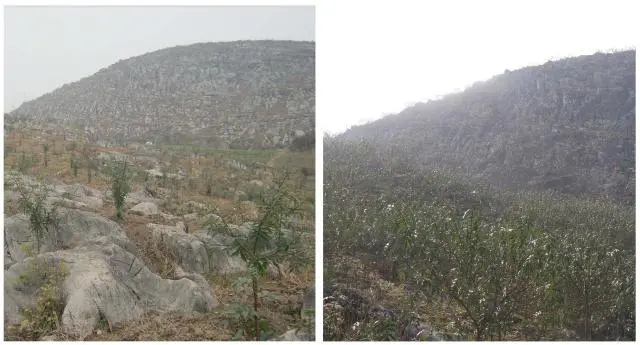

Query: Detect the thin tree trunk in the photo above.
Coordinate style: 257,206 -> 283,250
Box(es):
253,276 -> 259,341
476,326 -> 484,341
584,281 -> 591,341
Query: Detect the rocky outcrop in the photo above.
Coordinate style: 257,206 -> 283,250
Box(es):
129,201 -> 160,216
124,188 -> 161,206
4,208 -> 216,339
148,221 -> 247,275
53,183 -> 104,210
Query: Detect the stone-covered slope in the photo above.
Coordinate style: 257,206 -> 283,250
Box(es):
340,50 -> 635,203
9,40 -> 315,149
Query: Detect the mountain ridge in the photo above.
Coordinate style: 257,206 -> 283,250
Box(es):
338,50 -> 635,203
8,40 -> 315,149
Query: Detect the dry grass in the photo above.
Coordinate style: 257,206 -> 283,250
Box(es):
86,311 -> 234,341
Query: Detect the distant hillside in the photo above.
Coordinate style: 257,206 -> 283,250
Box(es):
340,50 -> 635,203
8,40 -> 315,149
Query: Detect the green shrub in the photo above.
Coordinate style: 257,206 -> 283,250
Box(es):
239,184 -> 266,204
42,143 -> 50,167
289,133 -> 315,152
16,183 -> 59,253
212,171 -> 304,340
227,303 -> 273,340
18,152 -> 34,173
18,257 -> 69,338
323,137 -> 635,340
106,159 -> 131,220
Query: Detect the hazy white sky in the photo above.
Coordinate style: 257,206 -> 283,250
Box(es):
3,5 -> 315,112
318,0 -> 637,134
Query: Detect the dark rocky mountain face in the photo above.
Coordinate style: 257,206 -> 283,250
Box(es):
340,50 -> 635,203
8,40 -> 315,149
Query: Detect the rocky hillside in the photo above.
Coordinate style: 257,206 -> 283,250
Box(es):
8,40 -> 315,149
340,50 -> 635,203
4,126 -> 316,340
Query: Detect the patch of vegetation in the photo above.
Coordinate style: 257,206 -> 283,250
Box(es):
106,159 -> 131,220
226,302 -> 273,340
209,171 -> 309,340
16,182 -> 60,253
70,154 -> 80,177
239,184 -> 266,204
324,137 -> 635,341
17,152 -> 36,173
42,143 -> 50,167
289,133 -> 315,152
166,144 -> 277,164
81,145 -> 99,183
141,236 -> 178,279
17,257 -> 69,339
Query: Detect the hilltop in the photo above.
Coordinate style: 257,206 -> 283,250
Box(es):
7,40 -> 315,149
340,50 -> 635,203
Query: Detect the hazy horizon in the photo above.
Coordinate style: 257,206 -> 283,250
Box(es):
4,6 -> 315,112
319,0 -> 637,134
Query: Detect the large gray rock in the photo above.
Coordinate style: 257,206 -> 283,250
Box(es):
200,213 -> 224,226
160,212 -> 180,223
148,222 -> 211,274
148,220 -> 308,278
129,202 -> 160,216
278,329 -> 314,341
183,213 -> 199,222
4,209 -> 135,263
5,177 -> 103,211
124,188 -> 160,206
4,208 -> 216,339
45,196 -> 89,210
194,230 -> 249,274
53,183 -> 104,210
148,222 -> 246,275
